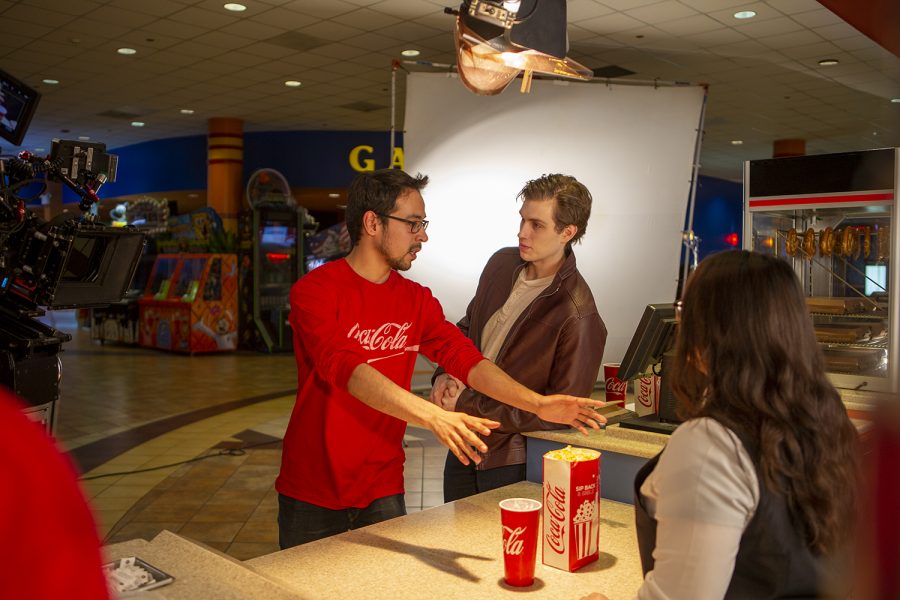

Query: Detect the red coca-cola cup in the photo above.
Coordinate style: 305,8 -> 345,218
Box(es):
603,362 -> 626,408
499,498 -> 541,587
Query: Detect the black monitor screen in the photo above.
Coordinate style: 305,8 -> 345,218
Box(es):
0,68 -> 40,146
618,303 -> 677,381
50,229 -> 145,308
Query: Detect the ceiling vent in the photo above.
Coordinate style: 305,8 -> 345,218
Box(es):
591,65 -> 636,78
97,108 -> 144,119
265,31 -> 329,52
340,101 -> 386,113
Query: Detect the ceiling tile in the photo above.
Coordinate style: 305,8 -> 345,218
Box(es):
625,1 -> 699,24
584,12 -> 646,33
814,22 -> 865,41
655,14 -> 726,36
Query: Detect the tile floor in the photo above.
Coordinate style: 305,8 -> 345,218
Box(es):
45,311 -> 450,561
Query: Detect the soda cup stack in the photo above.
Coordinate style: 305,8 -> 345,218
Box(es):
542,445 -> 601,572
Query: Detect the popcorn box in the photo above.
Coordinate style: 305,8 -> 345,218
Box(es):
542,446 -> 601,572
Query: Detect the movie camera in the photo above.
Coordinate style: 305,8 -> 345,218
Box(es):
0,68 -> 146,421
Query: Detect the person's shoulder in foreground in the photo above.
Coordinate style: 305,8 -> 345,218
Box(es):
0,390 -> 110,600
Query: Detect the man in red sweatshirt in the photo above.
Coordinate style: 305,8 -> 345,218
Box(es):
277,168 -> 606,548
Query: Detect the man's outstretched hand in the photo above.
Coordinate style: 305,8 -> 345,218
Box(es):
537,395 -> 607,434
427,410 -> 499,466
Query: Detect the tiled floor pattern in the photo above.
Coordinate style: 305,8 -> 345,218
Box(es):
97,425 -> 447,561
46,311 -> 449,561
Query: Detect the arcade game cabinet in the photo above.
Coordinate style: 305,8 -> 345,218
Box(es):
138,253 -> 238,353
238,169 -> 316,352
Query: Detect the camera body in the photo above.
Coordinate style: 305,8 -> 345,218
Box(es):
0,143 -> 145,421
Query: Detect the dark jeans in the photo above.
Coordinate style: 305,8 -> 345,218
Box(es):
443,450 -> 527,502
278,493 -> 406,549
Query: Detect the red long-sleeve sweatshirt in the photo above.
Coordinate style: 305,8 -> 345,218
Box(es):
276,258 -> 484,509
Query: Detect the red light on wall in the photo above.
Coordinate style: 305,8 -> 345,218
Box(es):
266,252 -> 291,263
725,232 -> 739,247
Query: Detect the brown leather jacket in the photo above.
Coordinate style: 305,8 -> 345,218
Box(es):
434,247 -> 607,470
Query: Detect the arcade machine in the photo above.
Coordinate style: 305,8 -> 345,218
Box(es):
137,253 -> 238,353
238,169 -> 316,352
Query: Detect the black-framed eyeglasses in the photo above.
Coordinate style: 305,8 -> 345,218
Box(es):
376,213 -> 429,234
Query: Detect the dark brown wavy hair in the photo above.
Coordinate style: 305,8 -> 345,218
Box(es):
670,250 -> 859,555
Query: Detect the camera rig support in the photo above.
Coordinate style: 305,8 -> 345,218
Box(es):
0,140 -> 146,431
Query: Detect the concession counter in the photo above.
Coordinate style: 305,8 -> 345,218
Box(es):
104,482 -> 643,599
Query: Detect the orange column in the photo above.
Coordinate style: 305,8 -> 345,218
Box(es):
773,138 -> 806,158
207,117 -> 244,233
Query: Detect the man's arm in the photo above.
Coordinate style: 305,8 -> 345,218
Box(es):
466,359 -> 605,434
457,312 -> 607,435
347,363 -> 499,466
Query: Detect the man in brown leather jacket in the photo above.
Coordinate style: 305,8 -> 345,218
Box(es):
431,174 -> 607,501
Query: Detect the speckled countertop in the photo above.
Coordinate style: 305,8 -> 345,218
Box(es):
103,484 -> 642,599
103,531 -> 303,599
248,482 -> 643,600
525,424 -> 669,459
526,387 -> 878,455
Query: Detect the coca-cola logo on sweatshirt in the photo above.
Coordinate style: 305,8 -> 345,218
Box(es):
348,322 -> 412,352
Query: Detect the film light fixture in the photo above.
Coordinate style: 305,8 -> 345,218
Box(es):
454,0 -> 592,96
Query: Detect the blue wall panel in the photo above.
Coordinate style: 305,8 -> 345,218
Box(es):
692,175 -> 743,260
62,130 -> 403,203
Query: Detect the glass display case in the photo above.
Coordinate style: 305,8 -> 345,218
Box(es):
743,148 -> 898,394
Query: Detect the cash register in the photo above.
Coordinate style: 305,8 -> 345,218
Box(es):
617,303 -> 682,435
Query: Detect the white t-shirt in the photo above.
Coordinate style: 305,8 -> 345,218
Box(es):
636,417 -> 760,600
480,269 -> 554,362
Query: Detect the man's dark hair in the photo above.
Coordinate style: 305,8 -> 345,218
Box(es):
517,174 -> 592,245
345,169 -> 429,246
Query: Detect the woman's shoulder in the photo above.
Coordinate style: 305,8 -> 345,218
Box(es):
653,417 -> 760,523
670,417 -> 744,450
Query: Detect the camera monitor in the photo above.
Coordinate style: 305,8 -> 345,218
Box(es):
0,68 -> 41,147
617,303 -> 677,381
49,226 -> 146,308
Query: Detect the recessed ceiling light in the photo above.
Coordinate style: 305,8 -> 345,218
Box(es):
180,109 -> 195,114
42,78 -> 59,85
188,193 -> 199,198
117,47 -> 137,55
77,136 -> 90,141
731,140 -> 743,145
223,3 -> 247,11
818,58 -> 839,66
328,193 -> 340,198
131,121 -> 145,127
284,80 -> 302,87
733,10 -> 756,19
34,147 -> 45,152
401,49 -> 420,57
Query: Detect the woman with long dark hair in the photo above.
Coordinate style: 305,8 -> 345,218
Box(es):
585,250 -> 859,599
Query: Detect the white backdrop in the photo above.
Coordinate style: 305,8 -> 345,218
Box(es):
403,73 -> 704,364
